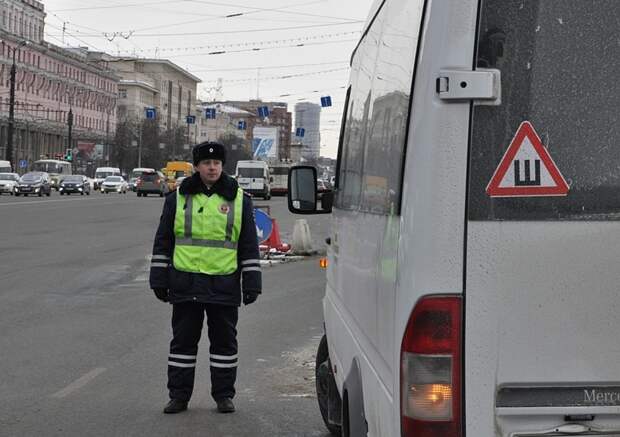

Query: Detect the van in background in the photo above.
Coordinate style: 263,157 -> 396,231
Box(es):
236,160 -> 271,200
0,160 -> 12,173
93,167 -> 121,190
163,161 -> 193,191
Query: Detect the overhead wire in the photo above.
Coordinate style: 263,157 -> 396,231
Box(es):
201,67 -> 349,84
46,21 -> 365,38
89,31 -> 360,55
190,60 -> 348,73
169,38 -> 358,59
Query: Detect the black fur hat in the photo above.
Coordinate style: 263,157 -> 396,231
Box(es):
192,141 -> 226,165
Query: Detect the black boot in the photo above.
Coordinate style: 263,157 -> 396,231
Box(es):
216,398 -> 235,413
163,399 -> 188,414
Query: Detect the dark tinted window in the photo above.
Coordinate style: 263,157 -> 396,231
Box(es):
270,167 -> 289,175
335,0 -> 424,215
238,168 -> 264,179
470,1 -> 620,220
141,173 -> 158,182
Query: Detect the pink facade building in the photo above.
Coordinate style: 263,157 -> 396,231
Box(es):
0,0 -> 118,169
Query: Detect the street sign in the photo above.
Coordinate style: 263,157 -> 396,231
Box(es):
186,115 -> 196,124
257,106 -> 269,118
238,120 -> 247,130
205,108 -> 216,119
145,108 -> 156,119
254,208 -> 273,243
296,127 -> 306,138
19,159 -> 27,169
320,96 -> 332,107
486,121 -> 569,198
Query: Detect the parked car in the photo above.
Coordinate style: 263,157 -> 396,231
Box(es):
15,172 -> 52,197
100,176 -> 128,194
136,171 -> 169,197
0,172 -> 20,195
59,175 -> 91,195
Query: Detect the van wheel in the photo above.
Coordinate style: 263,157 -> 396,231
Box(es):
316,335 -> 342,436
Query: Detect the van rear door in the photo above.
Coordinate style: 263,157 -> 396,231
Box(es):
466,2 -> 620,436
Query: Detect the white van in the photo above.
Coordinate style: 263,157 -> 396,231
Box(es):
0,160 -> 12,173
268,161 -> 293,196
93,167 -> 121,190
289,1 -> 620,436
235,160 -> 271,200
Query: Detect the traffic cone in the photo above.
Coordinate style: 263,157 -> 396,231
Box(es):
265,218 -> 290,252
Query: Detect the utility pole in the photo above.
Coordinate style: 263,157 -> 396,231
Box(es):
137,119 -> 143,167
7,47 -> 16,164
186,113 -> 191,154
105,110 -> 110,166
5,40 -> 29,165
67,107 -> 73,157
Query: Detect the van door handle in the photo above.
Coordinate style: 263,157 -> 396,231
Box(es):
325,237 -> 331,245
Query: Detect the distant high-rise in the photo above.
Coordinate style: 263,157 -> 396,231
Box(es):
294,102 -> 321,160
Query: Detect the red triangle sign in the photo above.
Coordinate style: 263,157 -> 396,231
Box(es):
486,121 -> 569,197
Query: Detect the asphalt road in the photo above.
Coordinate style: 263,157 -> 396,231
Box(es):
0,191 -> 332,436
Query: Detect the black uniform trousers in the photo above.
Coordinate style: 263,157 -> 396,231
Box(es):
167,302 -> 239,402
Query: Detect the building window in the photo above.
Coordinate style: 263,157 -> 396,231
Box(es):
119,89 -> 127,99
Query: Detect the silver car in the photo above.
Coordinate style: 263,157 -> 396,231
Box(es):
0,173 -> 19,195
100,176 -> 128,194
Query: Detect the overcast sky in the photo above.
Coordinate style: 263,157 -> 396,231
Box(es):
41,0 -> 376,158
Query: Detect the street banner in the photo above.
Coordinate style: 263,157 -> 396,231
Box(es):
252,127 -> 278,160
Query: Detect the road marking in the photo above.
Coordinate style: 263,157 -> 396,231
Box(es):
51,367 -> 107,399
0,196 -> 140,207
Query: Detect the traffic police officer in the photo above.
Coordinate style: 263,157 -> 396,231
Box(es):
149,141 -> 262,414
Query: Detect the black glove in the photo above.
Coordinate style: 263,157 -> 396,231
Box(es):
242,291 -> 259,306
152,288 -> 169,302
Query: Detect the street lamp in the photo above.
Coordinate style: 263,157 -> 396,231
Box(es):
2,39 -> 30,165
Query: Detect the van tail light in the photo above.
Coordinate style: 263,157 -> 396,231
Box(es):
401,295 -> 462,437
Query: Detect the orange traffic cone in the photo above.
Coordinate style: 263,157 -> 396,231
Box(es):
265,218 -> 290,252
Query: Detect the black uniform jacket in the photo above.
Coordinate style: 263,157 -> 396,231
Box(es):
149,172 -> 262,306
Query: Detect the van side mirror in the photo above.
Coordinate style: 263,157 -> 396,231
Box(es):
288,166 -> 332,214
270,176 -> 274,183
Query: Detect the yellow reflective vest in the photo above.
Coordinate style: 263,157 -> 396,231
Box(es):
173,188 -> 243,275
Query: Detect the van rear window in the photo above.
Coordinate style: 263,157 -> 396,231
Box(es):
238,168 -> 264,179
469,0 -> 620,220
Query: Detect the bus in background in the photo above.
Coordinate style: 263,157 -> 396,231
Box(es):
163,161 -> 193,191
93,167 -> 121,190
32,159 -> 72,190
0,160 -> 12,173
268,160 -> 293,196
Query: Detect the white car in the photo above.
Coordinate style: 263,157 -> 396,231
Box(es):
100,176 -> 128,194
0,172 -> 20,195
